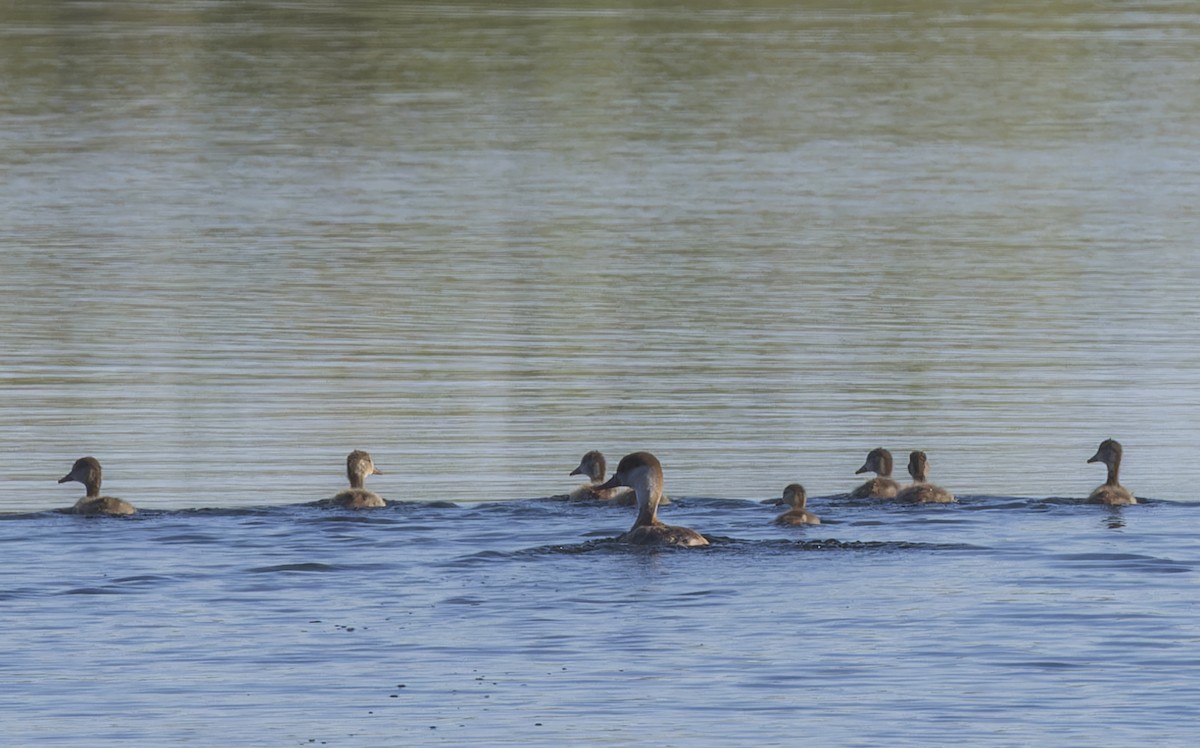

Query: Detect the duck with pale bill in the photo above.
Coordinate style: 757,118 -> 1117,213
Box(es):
594,451 -> 708,547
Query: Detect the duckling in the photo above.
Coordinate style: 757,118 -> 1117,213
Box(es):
849,447 -> 901,499
57,457 -> 137,516
773,483 -> 820,525
594,451 -> 708,547
895,450 -> 955,504
1086,439 -> 1136,505
568,450 -> 636,504
330,450 -> 386,509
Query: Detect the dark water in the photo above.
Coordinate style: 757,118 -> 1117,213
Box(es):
3,496 -> 1199,746
5,1 -> 1200,744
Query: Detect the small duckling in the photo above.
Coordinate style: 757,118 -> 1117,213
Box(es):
568,450 -> 636,504
1086,439 -> 1136,505
57,457 -> 137,515
849,447 -> 901,499
330,450 -> 386,509
594,451 -> 708,547
773,484 -> 820,525
895,450 -> 955,504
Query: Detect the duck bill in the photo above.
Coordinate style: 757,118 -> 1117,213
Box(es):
1086,450 -> 1102,463
57,474 -> 72,484
569,465 -> 585,477
593,475 -> 622,491
854,461 -> 871,475
372,467 -> 384,475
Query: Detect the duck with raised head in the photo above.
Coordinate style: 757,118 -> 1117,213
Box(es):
1086,439 -> 1136,505
330,450 -> 386,509
568,450 -> 636,504
849,447 -> 900,499
773,484 -> 820,525
895,450 -> 955,504
593,451 -> 708,547
57,457 -> 137,515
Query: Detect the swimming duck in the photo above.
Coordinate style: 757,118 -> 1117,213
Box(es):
1086,439 -> 1136,505
330,450 -> 386,509
773,483 -> 820,525
849,447 -> 901,499
57,456 -> 137,515
568,450 -> 636,504
594,451 -> 708,547
895,450 -> 955,503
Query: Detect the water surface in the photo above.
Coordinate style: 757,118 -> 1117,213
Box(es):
3,2 -> 1200,744
3,497 -> 1199,746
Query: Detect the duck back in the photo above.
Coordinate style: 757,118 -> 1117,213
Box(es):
620,522 -> 709,547
774,509 -> 821,526
849,477 -> 900,499
332,488 -> 386,509
896,483 -> 955,504
70,496 -> 136,516
1087,485 -> 1136,506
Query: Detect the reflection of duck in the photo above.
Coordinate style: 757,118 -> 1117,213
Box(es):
594,452 -> 708,547
57,457 -> 137,515
331,450 -> 386,509
773,484 -> 820,525
849,448 -> 900,499
1086,439 -> 1136,505
895,451 -> 955,503
568,451 -> 636,504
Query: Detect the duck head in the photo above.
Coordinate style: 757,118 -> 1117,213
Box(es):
595,451 -> 664,524
58,456 -> 103,497
782,483 -> 807,509
1087,438 -> 1122,468
346,450 -> 382,489
855,448 -> 893,477
569,450 -> 606,482
907,451 -> 930,483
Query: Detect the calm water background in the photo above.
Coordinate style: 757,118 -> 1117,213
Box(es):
3,1 -> 1200,745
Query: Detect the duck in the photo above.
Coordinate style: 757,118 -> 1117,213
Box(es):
849,447 -> 901,499
894,450 -> 955,503
1086,438 -> 1136,505
568,450 -> 636,504
330,450 -> 386,509
57,457 -> 137,515
773,483 -> 820,525
593,451 -> 708,547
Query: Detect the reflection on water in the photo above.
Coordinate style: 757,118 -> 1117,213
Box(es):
4,1 -> 1200,511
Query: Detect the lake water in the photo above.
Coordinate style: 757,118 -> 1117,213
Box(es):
3,1 -> 1200,744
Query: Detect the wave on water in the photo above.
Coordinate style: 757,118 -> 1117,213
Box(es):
244,562 -> 341,574
1050,552 -> 1192,574
445,536 -> 984,566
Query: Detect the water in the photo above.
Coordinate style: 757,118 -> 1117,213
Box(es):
4,1 -> 1200,744
4,499 -> 1199,746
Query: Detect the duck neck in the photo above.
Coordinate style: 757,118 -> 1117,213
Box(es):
84,477 -> 102,499
1106,459 -> 1121,487
633,483 -> 660,527
879,452 -> 893,478
348,470 -> 365,490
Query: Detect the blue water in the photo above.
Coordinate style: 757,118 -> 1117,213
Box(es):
7,2 -> 1200,744
4,494 -> 1198,746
